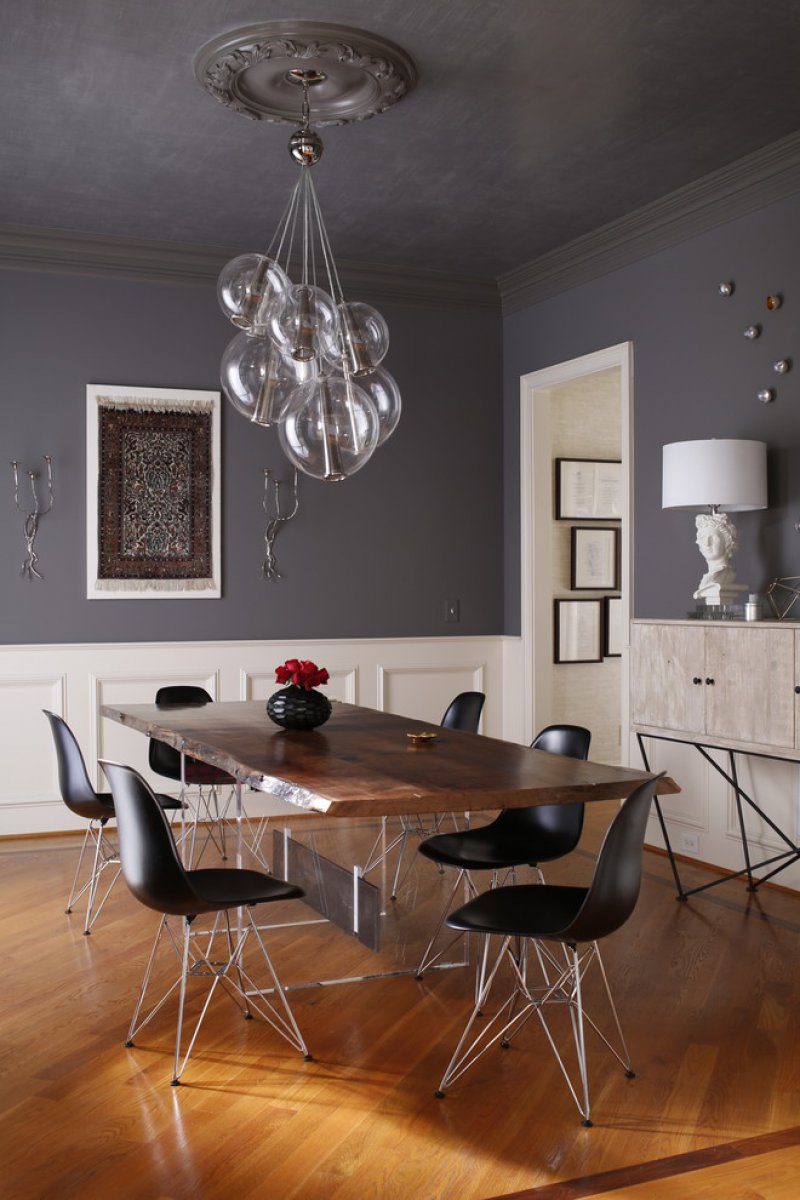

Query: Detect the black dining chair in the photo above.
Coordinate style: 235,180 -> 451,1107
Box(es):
415,724 -> 591,977
363,691 -> 486,898
44,710 -> 183,935
433,773 -> 664,1126
100,759 -> 312,1086
148,685 -> 265,867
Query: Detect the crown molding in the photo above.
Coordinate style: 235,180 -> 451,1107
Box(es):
499,129 -> 800,314
0,223 -> 498,310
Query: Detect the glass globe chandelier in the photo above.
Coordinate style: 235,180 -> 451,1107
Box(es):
196,23 -> 417,482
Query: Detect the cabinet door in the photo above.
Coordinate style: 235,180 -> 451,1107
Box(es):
705,626 -> 794,749
631,623 -> 706,733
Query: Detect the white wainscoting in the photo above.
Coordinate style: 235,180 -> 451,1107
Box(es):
0,636 -> 507,837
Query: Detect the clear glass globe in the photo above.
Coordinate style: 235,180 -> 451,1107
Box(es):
279,376 -> 379,481
217,254 -> 289,332
220,331 -> 309,427
330,301 -> 390,376
267,283 -> 340,364
359,366 -> 402,444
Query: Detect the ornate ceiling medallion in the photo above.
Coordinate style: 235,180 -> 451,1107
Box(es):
194,20 -> 418,125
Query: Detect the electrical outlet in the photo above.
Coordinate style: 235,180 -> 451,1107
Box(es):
445,598 -> 460,623
679,830 -> 699,855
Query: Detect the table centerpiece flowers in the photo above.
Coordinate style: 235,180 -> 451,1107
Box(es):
266,658 -> 332,730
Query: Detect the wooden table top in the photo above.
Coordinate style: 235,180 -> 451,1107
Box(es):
101,699 -> 679,818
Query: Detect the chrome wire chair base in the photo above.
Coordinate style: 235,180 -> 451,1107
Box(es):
363,813 -> 454,900
415,868 -> 479,978
125,908 -> 310,1085
65,820 -> 121,935
435,935 -> 634,1125
181,783 -> 270,871
415,866 -> 528,983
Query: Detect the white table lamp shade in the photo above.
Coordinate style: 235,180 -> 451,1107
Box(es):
662,439 -> 767,511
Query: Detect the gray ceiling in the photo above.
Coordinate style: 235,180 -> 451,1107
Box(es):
3,0 -> 800,280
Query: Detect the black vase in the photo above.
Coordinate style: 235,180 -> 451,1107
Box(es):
266,685 -> 332,730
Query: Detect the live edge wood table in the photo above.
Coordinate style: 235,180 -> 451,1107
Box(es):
101,699 -> 678,978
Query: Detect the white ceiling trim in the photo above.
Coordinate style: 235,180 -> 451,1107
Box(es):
499,129 -> 800,314
0,223 -> 498,310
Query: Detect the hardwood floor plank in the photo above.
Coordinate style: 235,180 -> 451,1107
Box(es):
3,806 -> 800,1199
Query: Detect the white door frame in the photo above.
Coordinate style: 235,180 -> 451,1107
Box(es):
519,342 -> 634,758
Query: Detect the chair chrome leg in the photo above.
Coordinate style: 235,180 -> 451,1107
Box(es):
82,820 -> 106,935
580,943 -> 634,1076
415,869 -> 480,978
390,817 -> 412,899
415,869 -> 466,977
65,827 -> 92,914
241,911 -> 311,1059
127,917 -> 162,1043
571,944 -> 592,1125
171,918 -> 193,1085
225,911 -> 252,1019
436,934 -> 519,1096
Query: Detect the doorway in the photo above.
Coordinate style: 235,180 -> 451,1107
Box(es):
519,343 -> 633,764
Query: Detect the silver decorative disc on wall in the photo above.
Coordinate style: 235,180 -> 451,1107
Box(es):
194,21 -> 418,125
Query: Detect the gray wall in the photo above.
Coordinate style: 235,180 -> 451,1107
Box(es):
0,268 -> 503,644
503,190 -> 800,632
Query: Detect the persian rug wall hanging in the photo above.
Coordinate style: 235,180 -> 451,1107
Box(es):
86,386 -> 221,599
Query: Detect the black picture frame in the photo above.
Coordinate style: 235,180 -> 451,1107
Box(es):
555,458 -> 622,520
570,526 -> 620,591
554,599 -> 603,663
604,596 -> 623,657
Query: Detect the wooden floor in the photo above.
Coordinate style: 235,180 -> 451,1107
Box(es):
2,804 -> 800,1200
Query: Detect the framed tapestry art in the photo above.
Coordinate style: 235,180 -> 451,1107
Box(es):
86,385 -> 221,599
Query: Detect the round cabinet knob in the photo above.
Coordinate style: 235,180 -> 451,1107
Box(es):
795,685 -> 800,695
693,677 -> 702,685
705,678 -> 715,686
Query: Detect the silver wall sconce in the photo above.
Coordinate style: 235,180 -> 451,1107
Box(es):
11,456 -> 54,579
262,466 -> 300,580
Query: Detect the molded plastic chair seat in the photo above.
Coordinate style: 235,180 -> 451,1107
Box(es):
434,774 -> 665,1125
420,724 -> 591,872
415,723 -> 590,976
448,883 -> 589,939
419,823 -> 581,871
43,709 -> 182,934
101,759 -> 311,1085
151,866 -> 302,915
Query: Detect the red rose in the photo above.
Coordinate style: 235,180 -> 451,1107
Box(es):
274,657 -> 329,690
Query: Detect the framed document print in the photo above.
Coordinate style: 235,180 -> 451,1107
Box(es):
554,599 -> 603,663
556,458 -> 621,520
570,526 -> 620,590
604,596 -> 623,657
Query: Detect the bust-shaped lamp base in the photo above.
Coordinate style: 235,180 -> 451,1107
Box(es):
693,512 -> 748,605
